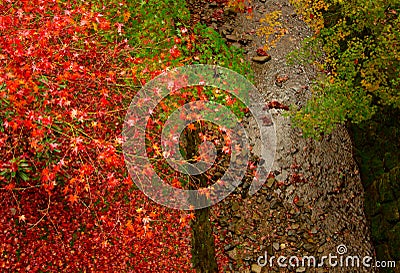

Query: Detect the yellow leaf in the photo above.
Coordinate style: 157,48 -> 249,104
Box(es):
136,207 -> 144,213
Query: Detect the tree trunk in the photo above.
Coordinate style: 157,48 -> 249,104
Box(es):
184,126 -> 218,273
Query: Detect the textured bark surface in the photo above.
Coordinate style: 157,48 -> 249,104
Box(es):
184,127 -> 218,273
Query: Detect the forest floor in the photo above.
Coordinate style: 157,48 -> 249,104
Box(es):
186,0 -> 376,272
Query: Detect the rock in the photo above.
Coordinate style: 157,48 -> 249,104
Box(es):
220,216 -> 229,227
270,200 -> 280,209
252,55 -> 271,63
303,243 -> 315,252
266,177 -> 275,188
292,223 -> 300,229
296,267 -> 306,272
240,35 -> 253,45
232,201 -> 240,211
233,213 -> 242,219
295,200 -> 304,207
288,230 -> 296,236
251,264 -> 262,273
286,185 -> 295,195
280,243 -> 286,249
209,1 -> 217,7
273,242 -> 280,251
311,227 -> 318,234
222,29 -> 230,36
252,212 -> 261,221
227,248 -> 238,260
231,42 -> 241,49
226,34 -> 239,42
224,244 -> 235,251
267,244 -> 274,256
223,7 -> 236,16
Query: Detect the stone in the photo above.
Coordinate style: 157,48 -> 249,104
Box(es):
270,200 -> 280,209
311,227 -> 318,234
292,223 -> 300,229
227,248 -> 238,260
266,177 -> 275,188
296,267 -> 306,272
223,7 -> 236,16
267,244 -> 274,256
286,185 -> 295,194
273,242 -> 280,251
288,230 -> 296,236
224,244 -> 235,251
251,264 -> 262,273
252,211 -> 261,219
252,55 -> 271,63
303,243 -> 315,252
231,42 -> 241,49
226,35 -> 239,42
232,201 -> 240,211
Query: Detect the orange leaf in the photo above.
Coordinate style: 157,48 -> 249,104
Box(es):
68,194 -> 79,204
4,183 -> 15,191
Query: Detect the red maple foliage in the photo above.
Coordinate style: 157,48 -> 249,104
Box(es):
0,0 -> 195,271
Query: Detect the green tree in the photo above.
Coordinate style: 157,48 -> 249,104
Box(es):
289,0 -> 399,138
